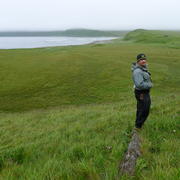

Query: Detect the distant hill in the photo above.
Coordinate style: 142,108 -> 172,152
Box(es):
0,29 -> 128,37
59,29 -> 127,37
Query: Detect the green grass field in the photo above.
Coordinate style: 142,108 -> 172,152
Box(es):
0,30 -> 180,179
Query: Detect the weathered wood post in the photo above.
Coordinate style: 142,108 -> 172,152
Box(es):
118,129 -> 141,177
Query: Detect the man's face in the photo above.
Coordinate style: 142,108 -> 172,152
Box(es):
138,59 -> 147,66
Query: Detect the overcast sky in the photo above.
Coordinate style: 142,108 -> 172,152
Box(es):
0,0 -> 180,31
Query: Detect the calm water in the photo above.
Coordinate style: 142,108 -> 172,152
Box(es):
0,36 -> 117,49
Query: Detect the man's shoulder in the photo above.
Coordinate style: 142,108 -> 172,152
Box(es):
133,68 -> 142,74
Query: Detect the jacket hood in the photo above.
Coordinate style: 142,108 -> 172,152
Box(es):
131,62 -> 148,72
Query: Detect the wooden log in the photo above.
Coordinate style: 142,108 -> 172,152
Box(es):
118,129 -> 141,177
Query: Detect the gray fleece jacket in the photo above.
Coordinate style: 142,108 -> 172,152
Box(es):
131,63 -> 153,90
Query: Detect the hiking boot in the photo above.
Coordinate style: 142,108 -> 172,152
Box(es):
133,127 -> 141,133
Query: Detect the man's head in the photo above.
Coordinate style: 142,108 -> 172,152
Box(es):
136,53 -> 147,66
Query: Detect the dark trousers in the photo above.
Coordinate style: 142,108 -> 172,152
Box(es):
134,89 -> 151,128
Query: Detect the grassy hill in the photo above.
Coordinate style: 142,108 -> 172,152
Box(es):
0,30 -> 179,179
124,29 -> 180,48
60,29 -> 127,37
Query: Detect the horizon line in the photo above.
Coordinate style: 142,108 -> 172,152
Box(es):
0,28 -> 180,32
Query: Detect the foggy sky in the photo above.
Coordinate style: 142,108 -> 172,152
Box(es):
1,0 -> 180,31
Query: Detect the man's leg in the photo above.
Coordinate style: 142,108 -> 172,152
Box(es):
141,93 -> 151,125
135,92 -> 151,128
135,92 -> 144,128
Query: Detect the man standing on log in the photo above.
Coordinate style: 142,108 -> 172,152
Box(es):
131,54 -> 153,129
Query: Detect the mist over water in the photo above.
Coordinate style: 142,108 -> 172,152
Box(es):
0,36 -> 117,49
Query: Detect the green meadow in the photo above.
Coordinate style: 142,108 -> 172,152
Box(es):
0,30 -> 180,179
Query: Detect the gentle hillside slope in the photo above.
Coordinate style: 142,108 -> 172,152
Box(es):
0,40 -> 179,112
0,30 -> 180,179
